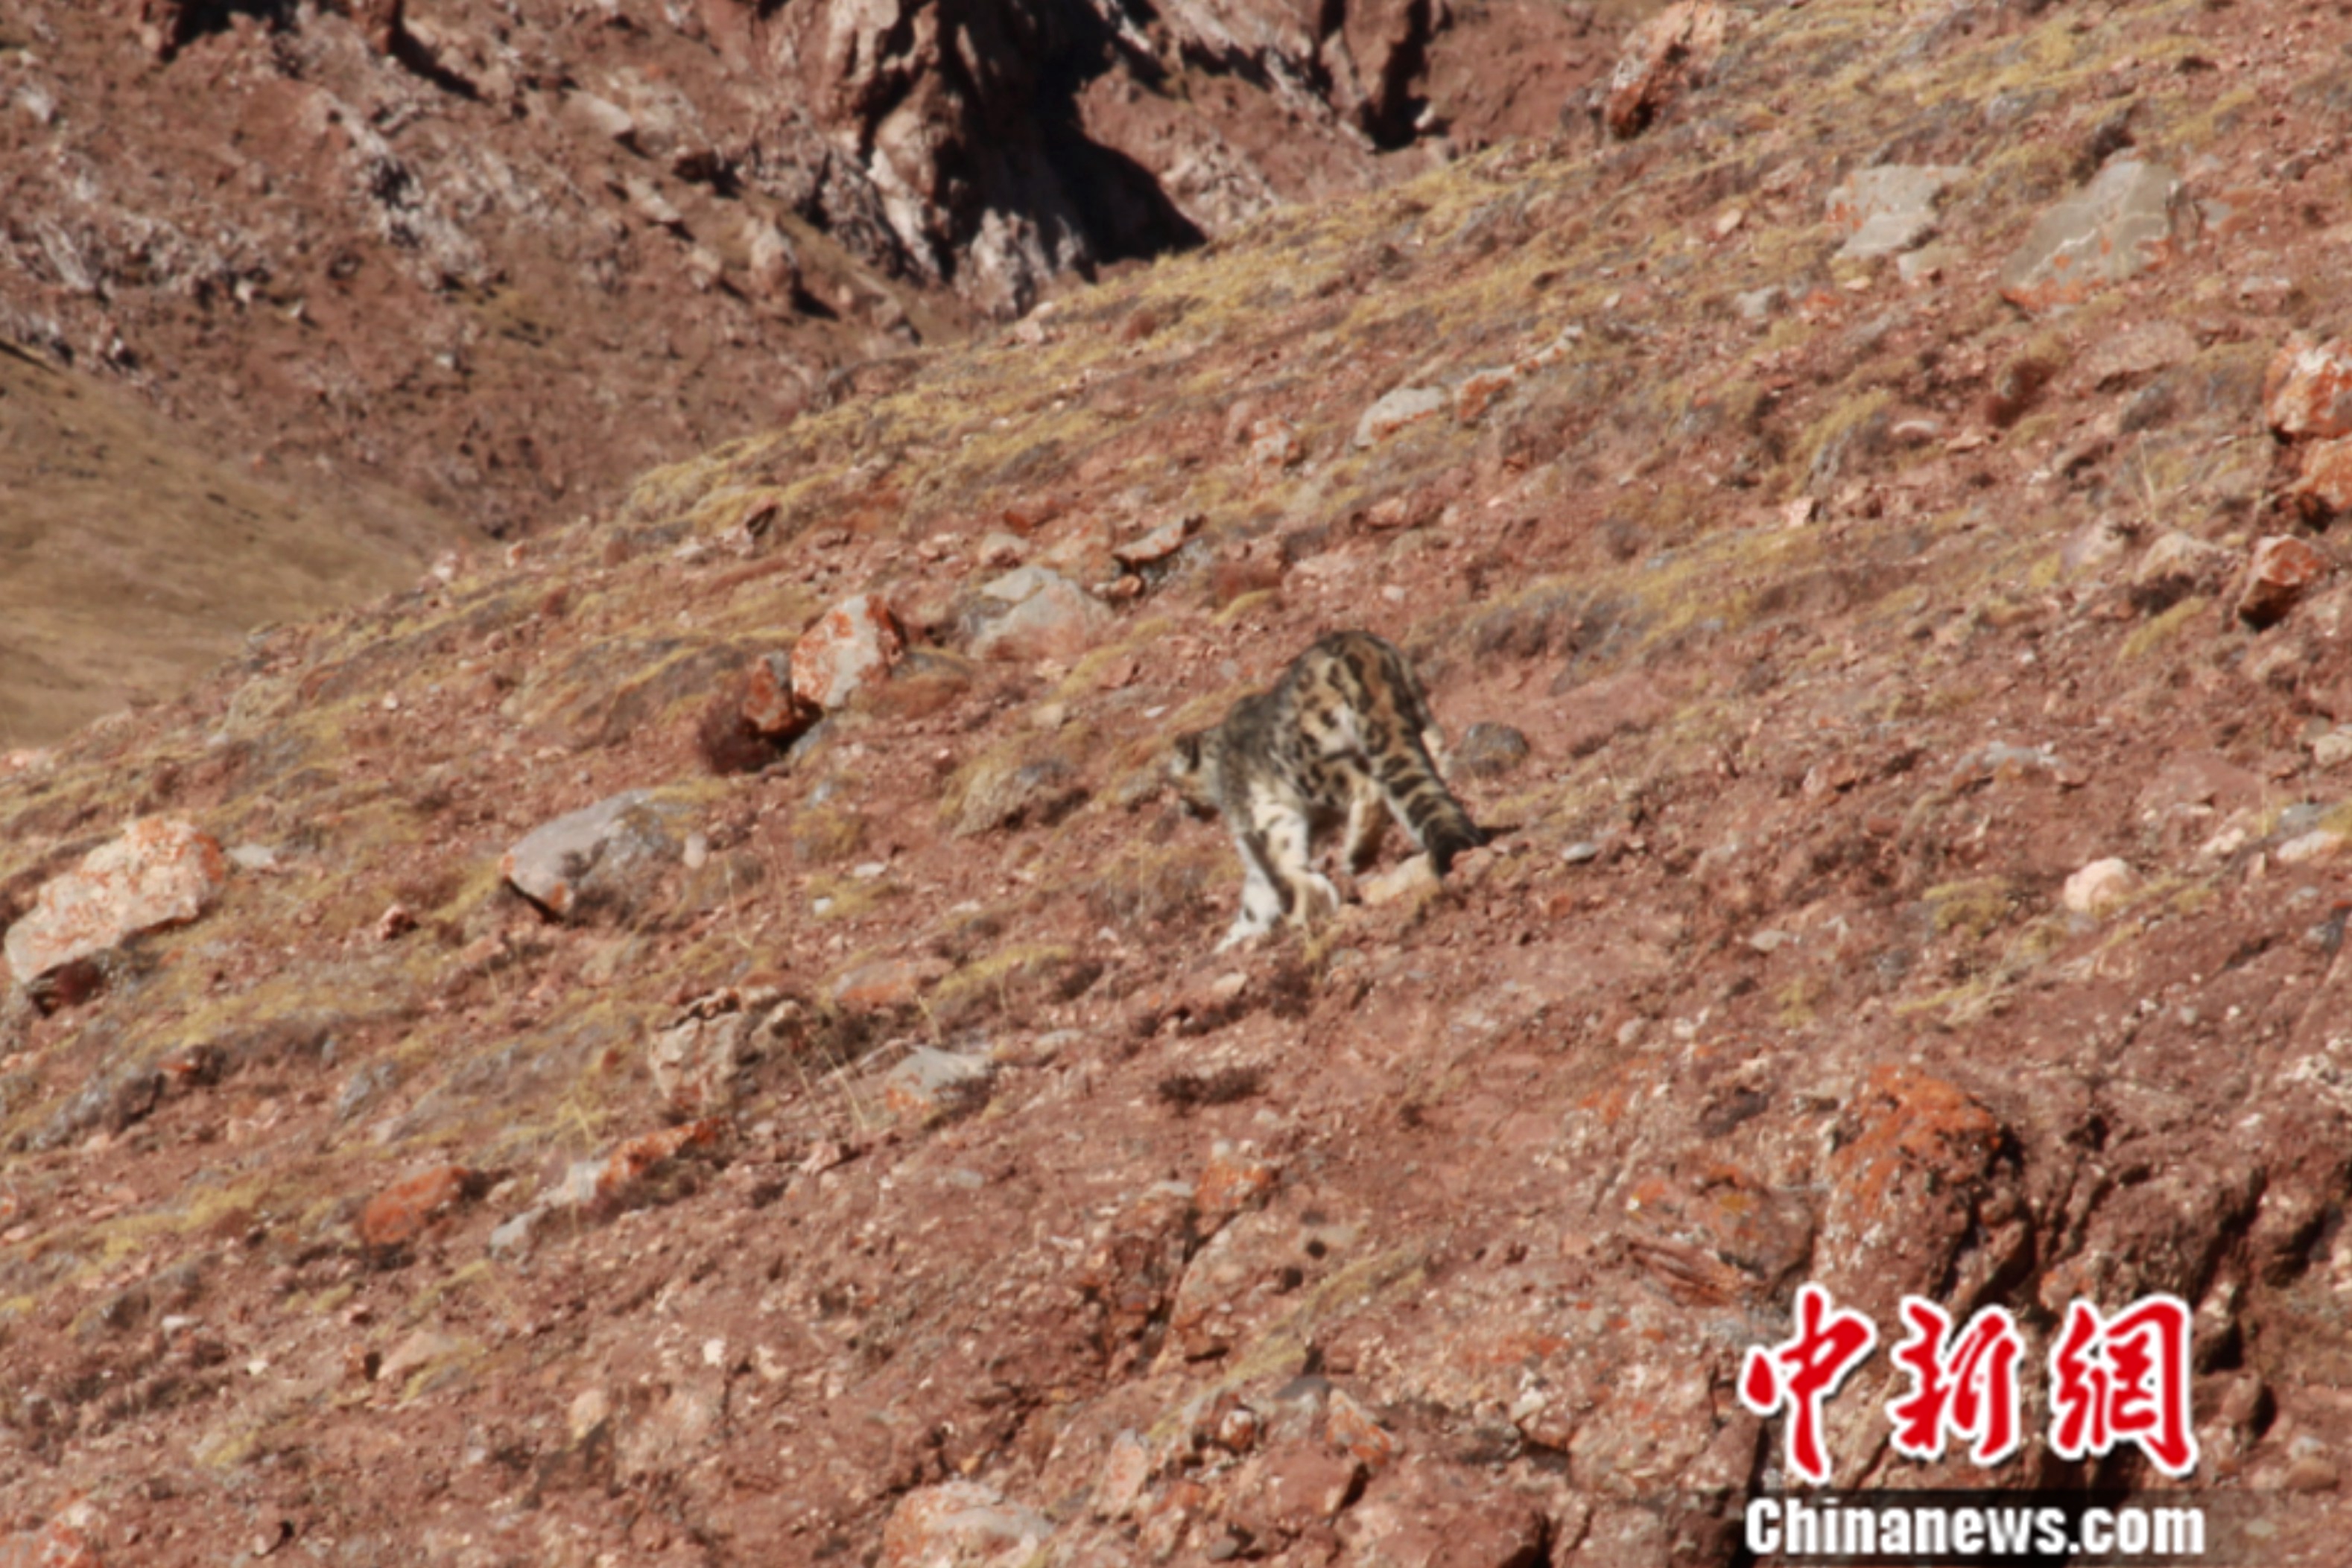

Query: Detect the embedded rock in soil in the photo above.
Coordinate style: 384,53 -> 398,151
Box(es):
2133,531 -> 2231,609
1450,720 -> 1530,778
2062,857 -> 2139,916
358,1165 -> 486,1252
879,1480 -> 1053,1567
2288,438 -> 2352,527
964,568 -> 1112,661
2266,337 -> 2352,441
1825,165 -> 1968,260
742,650 -> 820,742
1354,385 -> 1451,448
500,790 -> 691,923
2,817 -> 226,986
792,593 -> 906,711
2238,536 -> 2332,629
881,1045 -> 997,1123
1998,158 -> 2184,314
650,986 -> 802,1117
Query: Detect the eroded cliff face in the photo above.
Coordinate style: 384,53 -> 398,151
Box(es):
0,0 -> 1620,533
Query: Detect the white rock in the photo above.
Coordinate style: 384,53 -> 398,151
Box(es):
2061,857 -> 2139,916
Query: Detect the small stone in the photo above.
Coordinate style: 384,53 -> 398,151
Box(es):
4,817 -> 228,986
1453,366 -> 1519,424
2133,530 -> 2228,604
742,218 -> 800,301
376,902 -> 416,942
1451,721 -> 1530,778
884,1048 -> 992,1123
2276,830 -> 2346,866
1248,419 -> 1305,471
1998,159 -> 2184,314
487,1207 -> 543,1259
1093,1433 -> 1152,1521
831,956 -> 951,1012
791,593 -> 905,711
2265,337 -> 2352,440
1353,384 -> 1450,448
1562,840 -> 1603,865
2061,857 -> 2138,916
1195,1140 -> 1278,1228
1325,1388 -> 1398,1473
568,89 -> 637,145
2237,536 -> 2332,628
375,1328 -> 460,1389
1733,286 -> 1782,323
1361,854 -> 1439,906
1112,515 -> 1199,570
2313,731 -> 2352,769
358,1166 -> 484,1251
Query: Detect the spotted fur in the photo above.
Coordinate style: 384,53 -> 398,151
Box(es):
1169,630 -> 1487,949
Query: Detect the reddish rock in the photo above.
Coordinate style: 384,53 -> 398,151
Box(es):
2265,337 -> 2352,440
1324,1388 -> 1399,1474
3,817 -> 226,985
0,1502 -> 104,1567
588,1119 -> 728,1209
2288,437 -> 2352,526
1334,1464 -> 1548,1567
742,650 -> 819,740
358,1165 -> 485,1251
1816,1068 -> 2015,1318
2238,535 -> 2332,628
1452,367 -> 1518,425
1222,1440 -> 1364,1543
830,955 -> 951,1012
1603,1 -> 1728,139
792,594 -> 905,711
1195,1140 -> 1279,1230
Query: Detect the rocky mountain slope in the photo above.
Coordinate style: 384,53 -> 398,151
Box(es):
6,0 -> 2352,1563
1,0 -> 1622,744
1,0 -> 1624,536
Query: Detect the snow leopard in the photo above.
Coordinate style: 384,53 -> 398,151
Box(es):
1169,630 -> 1488,950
